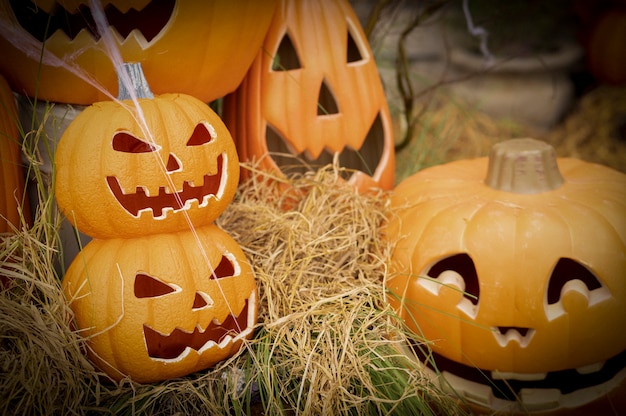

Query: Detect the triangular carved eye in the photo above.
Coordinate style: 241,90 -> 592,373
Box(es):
187,123 -> 215,146
547,258 -> 602,305
135,273 -> 177,298
272,31 -> 302,71
210,255 -> 236,279
346,20 -> 367,64
427,253 -> 480,305
112,131 -> 157,153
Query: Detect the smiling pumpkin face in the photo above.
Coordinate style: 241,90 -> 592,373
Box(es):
62,225 -> 257,383
54,92 -> 239,239
0,0 -> 277,104
386,139 -> 626,412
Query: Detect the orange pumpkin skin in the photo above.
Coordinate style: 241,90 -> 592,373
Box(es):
62,225 -> 257,383
0,73 -> 28,233
585,8 -> 626,85
386,142 -> 626,412
223,0 -> 395,193
54,93 -> 239,239
0,0 -> 277,104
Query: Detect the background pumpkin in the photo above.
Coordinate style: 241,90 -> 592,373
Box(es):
223,0 -> 395,193
584,6 -> 626,85
385,139 -> 626,413
54,73 -> 240,239
0,0 -> 277,104
62,224 -> 257,383
0,73 -> 28,233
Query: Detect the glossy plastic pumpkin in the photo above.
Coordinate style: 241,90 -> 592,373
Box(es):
386,139 -> 626,413
62,225 -> 257,383
223,0 -> 395,192
54,64 -> 240,239
0,73 -> 28,233
0,0 -> 277,104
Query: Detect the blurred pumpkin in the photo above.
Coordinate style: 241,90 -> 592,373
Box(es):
0,0 -> 277,104
54,63 -> 240,239
386,139 -> 626,413
223,0 -> 395,193
585,7 -> 626,85
63,224 -> 257,383
0,72 -> 28,233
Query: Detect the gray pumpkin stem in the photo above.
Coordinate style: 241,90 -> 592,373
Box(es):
485,138 -> 564,194
117,62 -> 154,100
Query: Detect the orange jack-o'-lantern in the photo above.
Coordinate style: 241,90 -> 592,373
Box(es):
0,73 -> 29,233
54,64 -> 240,239
0,0 -> 277,104
223,0 -> 395,192
62,225 -> 257,383
386,139 -> 626,413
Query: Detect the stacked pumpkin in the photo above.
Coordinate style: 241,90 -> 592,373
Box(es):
56,63 -> 257,383
385,138 -> 626,414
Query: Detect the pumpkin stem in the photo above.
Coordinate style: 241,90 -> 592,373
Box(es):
117,62 -> 154,100
485,138 -> 564,194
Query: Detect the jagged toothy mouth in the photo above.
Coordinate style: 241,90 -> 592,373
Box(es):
265,111 -> 386,180
106,153 -> 225,219
143,293 -> 255,361
412,344 -> 626,409
9,0 -> 175,42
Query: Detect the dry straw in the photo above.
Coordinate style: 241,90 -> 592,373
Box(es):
1,135 -> 467,415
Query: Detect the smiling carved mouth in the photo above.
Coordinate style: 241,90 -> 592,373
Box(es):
9,0 -> 175,42
143,294 -> 255,361
106,153 -> 225,218
411,342 -> 626,408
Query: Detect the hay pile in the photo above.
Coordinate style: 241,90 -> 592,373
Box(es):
544,85 -> 626,173
0,160 -> 467,415
394,94 -> 529,183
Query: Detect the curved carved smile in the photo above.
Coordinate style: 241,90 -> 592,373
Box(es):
412,344 -> 626,407
143,293 -> 255,361
106,154 -> 225,218
9,0 -> 176,43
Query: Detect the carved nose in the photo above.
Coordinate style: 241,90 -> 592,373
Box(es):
166,154 -> 181,172
192,292 -> 213,310
317,78 -> 339,116
493,326 -> 535,348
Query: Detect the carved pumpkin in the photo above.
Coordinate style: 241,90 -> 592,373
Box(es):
386,139 -> 626,413
0,73 -> 28,233
62,224 -> 257,383
0,0 -> 277,104
54,64 -> 240,239
223,0 -> 395,192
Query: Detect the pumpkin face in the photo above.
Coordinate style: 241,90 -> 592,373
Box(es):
386,139 -> 626,412
62,225 -> 257,383
54,92 -> 239,239
0,0 -> 277,104
0,73 -> 28,233
223,0 -> 394,192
